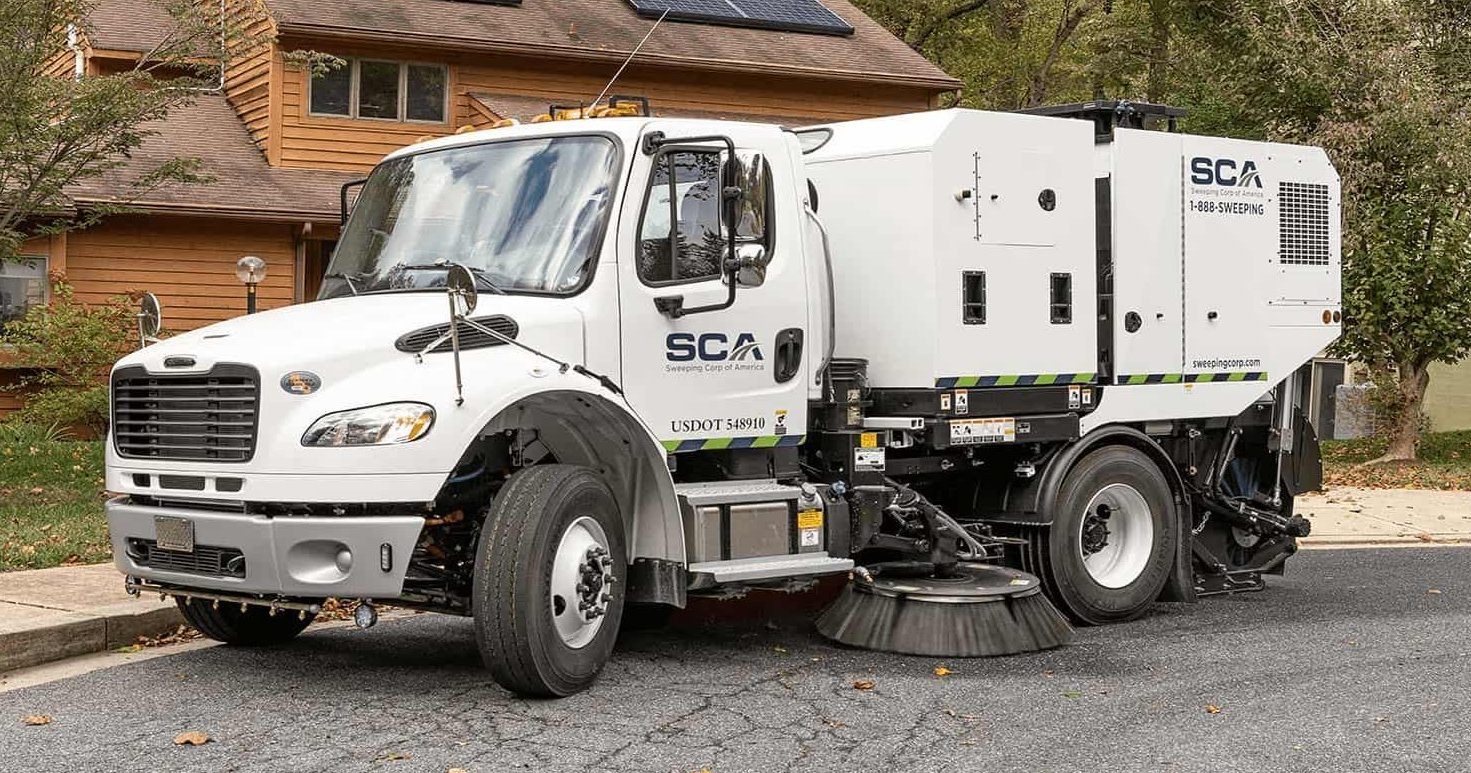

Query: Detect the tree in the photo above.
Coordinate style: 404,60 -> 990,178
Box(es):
854,0 -> 1105,110
0,0 -> 260,262
1163,0 -> 1471,462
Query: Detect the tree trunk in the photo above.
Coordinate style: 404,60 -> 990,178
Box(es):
1372,363 -> 1430,463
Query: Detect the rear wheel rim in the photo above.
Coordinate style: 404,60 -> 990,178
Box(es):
549,515 -> 613,649
1078,483 -> 1153,589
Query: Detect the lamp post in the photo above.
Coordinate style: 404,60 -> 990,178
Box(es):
235,255 -> 267,314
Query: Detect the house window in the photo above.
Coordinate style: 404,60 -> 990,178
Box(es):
309,60 -> 447,123
0,257 -> 48,333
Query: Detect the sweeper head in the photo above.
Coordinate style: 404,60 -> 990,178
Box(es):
816,562 -> 1072,657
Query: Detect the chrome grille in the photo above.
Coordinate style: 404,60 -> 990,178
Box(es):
395,315 -> 519,354
128,538 -> 245,578
112,364 -> 259,462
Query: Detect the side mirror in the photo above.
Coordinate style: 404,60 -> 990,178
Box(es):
137,291 -> 162,348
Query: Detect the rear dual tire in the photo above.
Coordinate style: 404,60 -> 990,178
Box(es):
1024,445 -> 1178,625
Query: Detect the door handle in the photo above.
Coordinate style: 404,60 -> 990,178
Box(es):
774,328 -> 804,383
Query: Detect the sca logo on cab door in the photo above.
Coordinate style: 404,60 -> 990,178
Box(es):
665,332 -> 765,374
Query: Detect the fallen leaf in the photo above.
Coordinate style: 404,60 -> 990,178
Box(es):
933,666 -> 953,677
173,731 -> 211,746
28,487 -> 42,495
1375,717 -> 1390,724
1041,669 -> 1055,678
1205,704 -> 1222,714
1415,533 -> 1436,542
943,708 -> 981,721
449,768 -> 469,773
772,645 -> 788,654
822,718 -> 846,729
1060,690 -> 1084,699
22,715 -> 52,726
377,751 -> 410,762
852,679 -> 875,691
1428,589 -> 1443,595
115,644 -> 142,654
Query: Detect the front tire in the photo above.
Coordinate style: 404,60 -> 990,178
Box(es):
473,464 -> 627,697
175,597 -> 315,646
1025,445 -> 1177,625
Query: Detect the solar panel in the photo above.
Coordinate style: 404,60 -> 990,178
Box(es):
626,0 -> 855,36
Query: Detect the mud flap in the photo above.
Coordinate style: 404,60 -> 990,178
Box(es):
1156,492 -> 1198,603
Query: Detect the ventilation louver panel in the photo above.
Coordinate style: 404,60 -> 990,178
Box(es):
112,365 -> 260,462
394,315 -> 520,354
1279,182 -> 1331,266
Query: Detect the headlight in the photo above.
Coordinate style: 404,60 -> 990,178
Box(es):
302,403 -> 435,447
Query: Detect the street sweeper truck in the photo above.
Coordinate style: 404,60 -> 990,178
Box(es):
105,100 -> 1338,696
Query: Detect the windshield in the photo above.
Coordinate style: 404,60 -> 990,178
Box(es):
320,135 -> 620,299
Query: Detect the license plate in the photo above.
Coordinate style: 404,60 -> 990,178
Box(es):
154,516 -> 195,553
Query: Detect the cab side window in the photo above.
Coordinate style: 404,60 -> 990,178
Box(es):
638,150 -> 726,285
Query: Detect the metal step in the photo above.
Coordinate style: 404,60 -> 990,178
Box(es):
688,553 -> 853,584
674,479 -> 805,507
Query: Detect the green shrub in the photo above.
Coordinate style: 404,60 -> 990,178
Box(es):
1,277 -> 137,434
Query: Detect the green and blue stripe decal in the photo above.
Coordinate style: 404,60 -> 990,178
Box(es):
1114,371 -> 1268,385
935,373 -> 1096,389
662,435 -> 806,453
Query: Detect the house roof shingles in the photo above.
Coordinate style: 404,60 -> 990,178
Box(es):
66,95 -> 356,221
266,0 -> 959,90
85,0 -> 180,53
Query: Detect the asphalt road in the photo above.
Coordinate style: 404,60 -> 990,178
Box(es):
4,547 -> 1470,773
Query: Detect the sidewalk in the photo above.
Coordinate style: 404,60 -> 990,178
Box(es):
0,563 -> 180,673
1298,486 -> 1471,547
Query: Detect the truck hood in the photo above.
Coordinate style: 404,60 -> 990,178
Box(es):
119,292 -> 587,377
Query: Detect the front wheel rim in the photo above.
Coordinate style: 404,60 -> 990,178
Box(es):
1078,483 -> 1153,589
549,516 -> 614,649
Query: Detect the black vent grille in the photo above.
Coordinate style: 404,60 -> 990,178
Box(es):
1279,181 -> 1331,266
112,364 -> 260,462
128,538 -> 245,578
395,315 -> 519,354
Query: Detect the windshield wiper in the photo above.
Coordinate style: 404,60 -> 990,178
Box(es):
395,262 -> 508,295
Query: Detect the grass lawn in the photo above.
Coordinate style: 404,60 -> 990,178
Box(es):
1322,430 -> 1471,491
0,429 -> 110,572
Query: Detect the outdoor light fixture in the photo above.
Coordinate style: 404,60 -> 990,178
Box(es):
235,255 -> 268,314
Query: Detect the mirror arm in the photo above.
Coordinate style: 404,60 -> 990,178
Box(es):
340,178 -> 368,226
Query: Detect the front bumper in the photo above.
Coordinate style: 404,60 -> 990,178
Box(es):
106,498 -> 425,598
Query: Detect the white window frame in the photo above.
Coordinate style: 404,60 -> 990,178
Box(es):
0,255 -> 50,329
308,59 -> 449,125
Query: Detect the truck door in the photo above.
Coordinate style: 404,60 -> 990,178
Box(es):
616,133 -> 810,453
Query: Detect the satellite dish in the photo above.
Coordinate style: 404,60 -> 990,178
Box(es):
138,292 -> 162,342
446,264 -> 477,316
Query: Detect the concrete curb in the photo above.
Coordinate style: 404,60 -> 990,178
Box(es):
0,565 -> 186,675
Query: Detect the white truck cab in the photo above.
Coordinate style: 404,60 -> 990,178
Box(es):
106,102 -> 1339,696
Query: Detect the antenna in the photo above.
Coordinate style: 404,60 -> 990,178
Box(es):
591,9 -> 669,110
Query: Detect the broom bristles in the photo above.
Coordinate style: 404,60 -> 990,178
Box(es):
816,584 -> 1072,657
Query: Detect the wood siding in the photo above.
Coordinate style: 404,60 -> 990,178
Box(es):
222,0 -> 278,160
274,41 -> 936,173
65,216 -> 296,332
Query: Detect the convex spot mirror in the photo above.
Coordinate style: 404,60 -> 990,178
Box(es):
138,291 -> 162,346
446,263 -> 478,316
